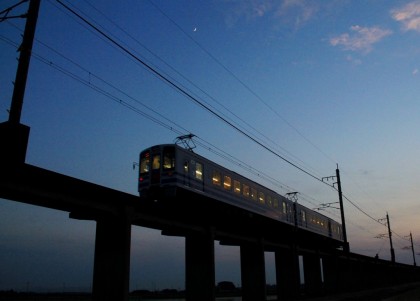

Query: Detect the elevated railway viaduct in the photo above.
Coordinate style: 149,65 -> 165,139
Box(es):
1,124 -> 420,301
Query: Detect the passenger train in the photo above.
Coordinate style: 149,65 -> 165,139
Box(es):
138,144 -> 343,242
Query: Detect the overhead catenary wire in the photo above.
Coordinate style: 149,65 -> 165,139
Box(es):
2,32 -> 319,210
55,0 -> 329,187
67,0 -> 324,181
147,0 -> 337,166
50,0 -> 395,236
4,1 -> 410,252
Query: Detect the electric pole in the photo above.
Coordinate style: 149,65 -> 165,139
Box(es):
386,212 -> 395,263
322,164 -> 349,252
1,0 -> 40,165
8,0 -> 41,124
410,232 -> 416,266
335,165 -> 349,253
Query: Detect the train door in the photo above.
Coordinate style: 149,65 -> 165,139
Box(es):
183,158 -> 190,187
138,150 -> 151,193
151,152 -> 161,186
328,220 -> 332,238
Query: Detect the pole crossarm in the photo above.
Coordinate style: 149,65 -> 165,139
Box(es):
0,0 -> 28,22
314,202 -> 340,211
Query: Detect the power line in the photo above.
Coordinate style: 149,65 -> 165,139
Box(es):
147,0 -> 337,166
1,20 -> 334,221
7,1 -> 410,247
55,0 -> 328,186
53,0 -> 402,236
74,0 -> 324,181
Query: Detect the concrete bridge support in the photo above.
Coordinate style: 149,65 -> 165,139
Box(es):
275,246 -> 301,300
302,253 -> 323,296
240,241 -> 266,301
185,229 -> 215,301
92,214 -> 132,301
322,255 -> 339,295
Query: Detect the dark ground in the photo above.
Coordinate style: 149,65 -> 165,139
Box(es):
1,282 -> 420,300
304,282 -> 420,301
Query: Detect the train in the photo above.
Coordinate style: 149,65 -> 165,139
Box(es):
138,143 -> 343,242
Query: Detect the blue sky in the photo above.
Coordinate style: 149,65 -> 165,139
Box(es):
1,0 -> 420,292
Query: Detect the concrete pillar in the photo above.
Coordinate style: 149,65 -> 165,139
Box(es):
92,215 -> 131,301
336,256 -> 358,292
185,229 -> 215,301
322,255 -> 338,294
240,241 -> 266,301
303,253 -> 323,296
275,247 -> 300,300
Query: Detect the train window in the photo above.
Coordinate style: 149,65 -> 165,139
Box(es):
267,195 -> 272,206
243,184 -> 250,197
223,176 -> 231,190
234,180 -> 241,194
251,188 -> 257,201
140,152 -> 150,174
302,211 -> 306,222
195,162 -> 203,181
212,170 -> 221,185
273,198 -> 279,208
152,154 -> 160,170
259,192 -> 265,204
282,202 -> 287,214
184,161 -> 189,173
163,148 -> 175,170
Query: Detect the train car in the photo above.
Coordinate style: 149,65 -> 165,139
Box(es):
138,144 -> 343,242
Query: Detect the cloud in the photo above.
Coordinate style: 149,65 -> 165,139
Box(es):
275,0 -> 319,29
413,68 -> 419,75
346,55 -> 362,66
329,25 -> 392,53
391,1 -> 420,32
222,0 -> 319,29
223,0 -> 273,25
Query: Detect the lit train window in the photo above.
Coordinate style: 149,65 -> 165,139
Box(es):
195,162 -> 203,181
140,152 -> 150,174
259,192 -> 265,204
282,202 -> 287,214
212,170 -> 221,185
302,211 -> 306,222
243,184 -> 250,197
251,188 -> 257,201
273,198 -> 279,208
152,155 -> 160,170
163,148 -> 175,170
183,161 -> 188,173
223,176 -> 231,190
234,180 -> 241,194
267,195 -> 272,206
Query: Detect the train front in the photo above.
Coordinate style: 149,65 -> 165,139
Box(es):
138,144 -> 178,199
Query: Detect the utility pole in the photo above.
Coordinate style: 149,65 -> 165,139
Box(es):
410,232 -> 416,266
335,165 -> 349,253
386,212 -> 396,263
0,0 -> 40,165
9,0 -> 41,124
322,164 -> 349,252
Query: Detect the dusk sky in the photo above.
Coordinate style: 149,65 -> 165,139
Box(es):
1,0 -> 420,292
